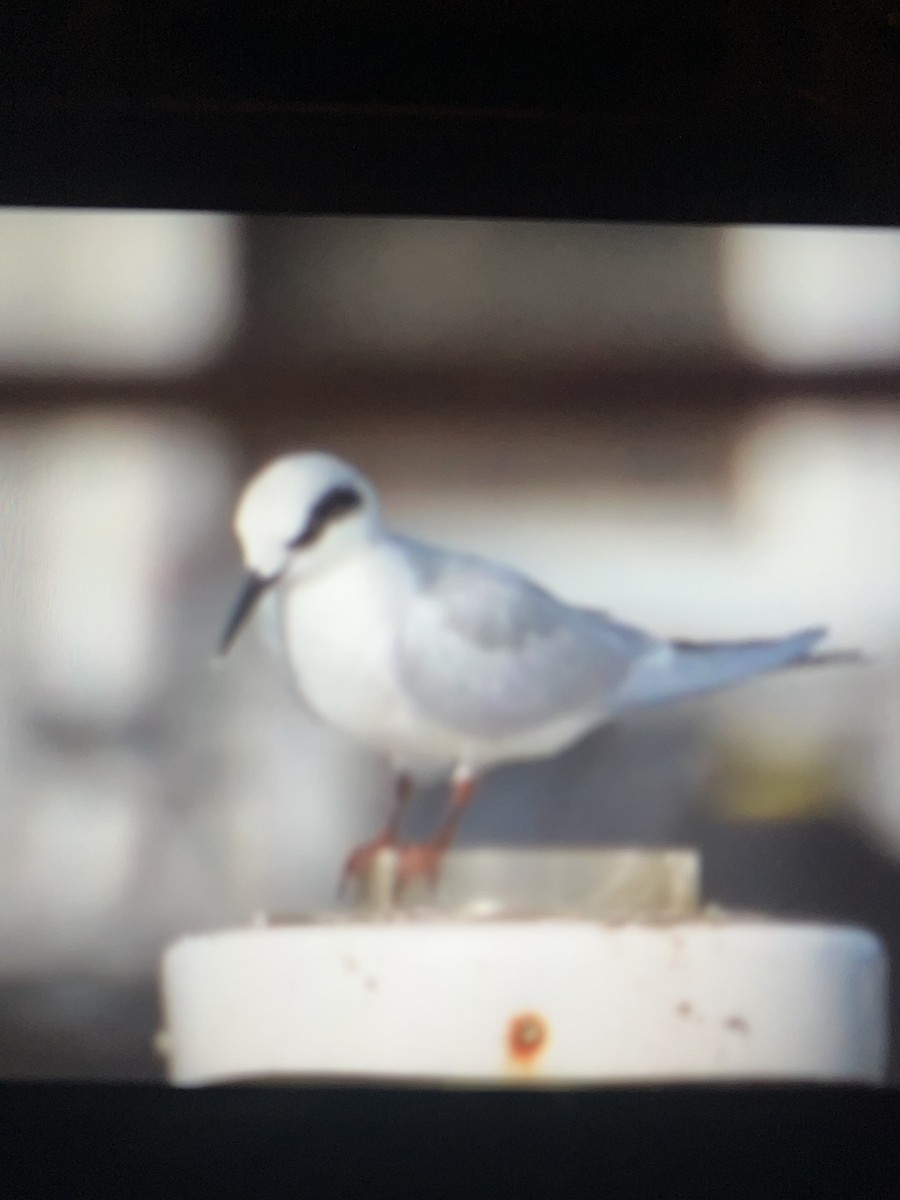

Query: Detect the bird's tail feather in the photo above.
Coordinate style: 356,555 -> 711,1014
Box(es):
615,626 -> 859,712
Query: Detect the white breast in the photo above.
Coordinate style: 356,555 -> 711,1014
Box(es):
278,546 -> 457,774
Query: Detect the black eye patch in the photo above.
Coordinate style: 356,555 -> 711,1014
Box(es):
288,486 -> 364,549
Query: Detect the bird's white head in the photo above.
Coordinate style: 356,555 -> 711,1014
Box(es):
219,451 -> 383,654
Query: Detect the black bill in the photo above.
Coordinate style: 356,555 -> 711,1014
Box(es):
218,570 -> 273,656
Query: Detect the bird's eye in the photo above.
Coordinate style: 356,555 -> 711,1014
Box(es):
288,486 -> 363,549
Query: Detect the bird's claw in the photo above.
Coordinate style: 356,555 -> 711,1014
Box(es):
338,839 -> 446,902
393,843 -> 444,897
338,836 -> 394,899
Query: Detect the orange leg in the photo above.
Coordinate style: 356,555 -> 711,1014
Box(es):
340,773 -> 413,890
395,774 -> 478,892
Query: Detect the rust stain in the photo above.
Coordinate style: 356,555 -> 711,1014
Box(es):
507,1012 -> 549,1068
675,1000 -> 693,1018
364,976 -> 379,992
724,1015 -> 750,1034
342,956 -> 358,973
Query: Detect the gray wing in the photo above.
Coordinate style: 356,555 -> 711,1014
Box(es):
394,542 -> 654,739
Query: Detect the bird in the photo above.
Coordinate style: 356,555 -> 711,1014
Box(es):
218,450 -> 859,892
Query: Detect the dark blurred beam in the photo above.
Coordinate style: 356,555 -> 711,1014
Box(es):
1,362 -> 898,431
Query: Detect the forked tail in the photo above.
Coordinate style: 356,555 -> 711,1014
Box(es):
615,626 -> 861,712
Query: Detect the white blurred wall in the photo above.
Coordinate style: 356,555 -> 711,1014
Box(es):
0,210 -> 241,375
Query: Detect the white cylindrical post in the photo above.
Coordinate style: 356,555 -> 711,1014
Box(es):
157,848 -> 889,1087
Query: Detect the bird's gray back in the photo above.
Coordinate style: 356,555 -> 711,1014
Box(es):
392,538 -> 653,739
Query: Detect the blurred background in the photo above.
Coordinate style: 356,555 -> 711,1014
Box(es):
0,209 -> 898,1079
